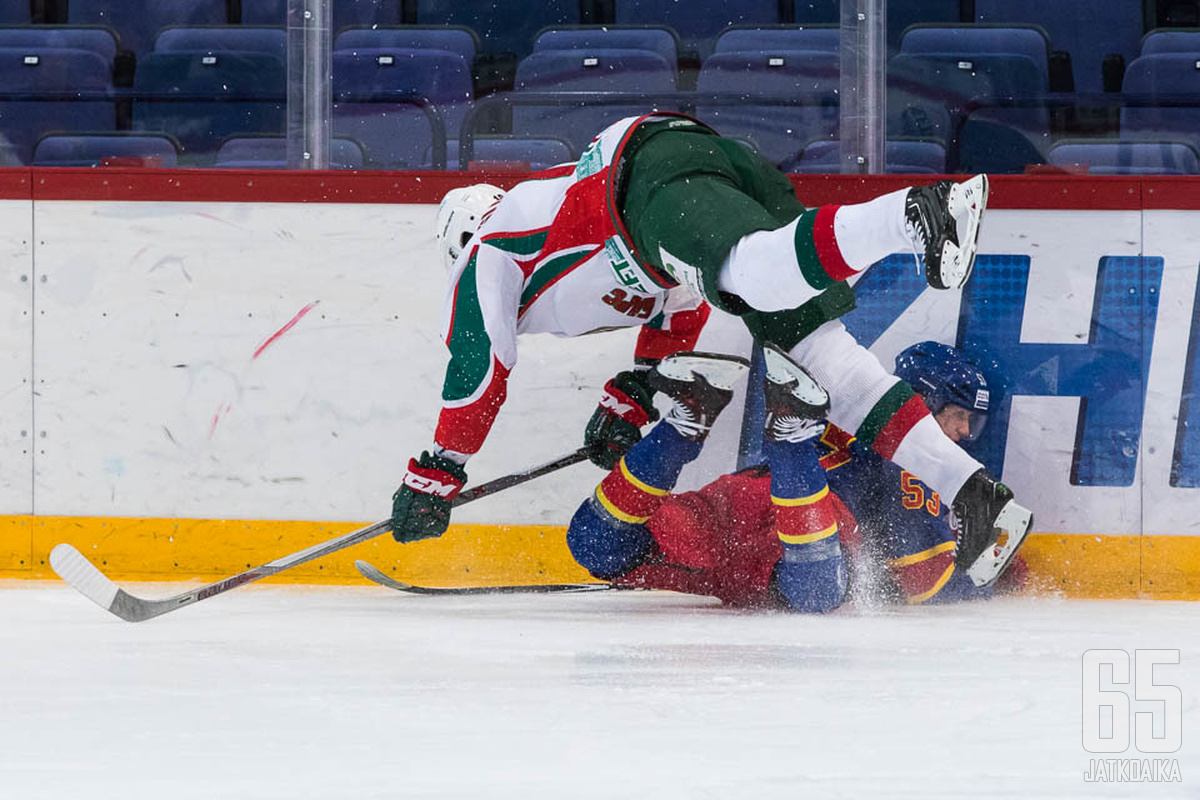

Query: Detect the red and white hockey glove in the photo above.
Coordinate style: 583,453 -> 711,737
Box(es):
584,369 -> 659,469
391,451 -> 467,543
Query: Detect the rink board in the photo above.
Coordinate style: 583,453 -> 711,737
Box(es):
0,169 -> 1196,598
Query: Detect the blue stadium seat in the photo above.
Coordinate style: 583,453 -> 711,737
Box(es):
132,51 -> 285,163
0,1 -> 29,24
68,0 -> 226,59
696,50 -> 840,166
33,133 -> 180,166
892,29 -> 1050,171
899,25 -> 1050,84
714,26 -> 838,54
154,27 -> 286,61
415,0 -> 580,59
614,0 -> 780,58
511,49 -> 676,153
1048,140 -> 1200,175
975,0 -> 1143,93
885,0 -> 963,50
240,0 -> 400,33
332,48 -> 472,168
431,135 -> 575,170
1121,53 -> 1200,149
784,139 -> 947,173
795,0 -> 962,50
0,47 -> 114,164
214,136 -> 366,169
1140,30 -> 1200,56
0,26 -> 118,63
533,26 -> 678,64
334,27 -> 479,64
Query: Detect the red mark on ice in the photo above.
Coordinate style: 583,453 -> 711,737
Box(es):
209,403 -> 233,439
195,212 -> 240,229
253,301 -> 319,360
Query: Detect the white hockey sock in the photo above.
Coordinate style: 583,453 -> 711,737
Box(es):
716,218 -> 824,312
832,187 -> 910,272
889,415 -> 983,503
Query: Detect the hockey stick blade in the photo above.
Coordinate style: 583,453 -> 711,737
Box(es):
354,559 -> 611,595
51,447 -> 592,621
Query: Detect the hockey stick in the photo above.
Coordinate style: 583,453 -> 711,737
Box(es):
353,560 -> 613,595
49,446 -> 593,622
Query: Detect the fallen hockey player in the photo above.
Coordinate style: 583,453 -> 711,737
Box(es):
565,347 -> 1031,610
391,112 -> 1025,578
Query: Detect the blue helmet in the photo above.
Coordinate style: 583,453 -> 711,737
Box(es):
894,341 -> 993,441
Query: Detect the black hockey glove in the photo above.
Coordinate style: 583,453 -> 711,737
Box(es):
584,369 -> 659,470
392,451 -> 468,543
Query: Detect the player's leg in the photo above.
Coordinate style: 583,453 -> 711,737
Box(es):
789,321 -> 1031,587
566,353 -> 749,579
622,130 -> 988,315
760,345 -> 848,613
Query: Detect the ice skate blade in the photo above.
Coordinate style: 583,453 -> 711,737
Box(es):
942,173 -> 988,289
966,499 -> 1032,588
762,344 -> 828,406
655,352 -> 750,391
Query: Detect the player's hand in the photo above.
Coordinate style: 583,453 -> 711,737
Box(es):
391,452 -> 467,543
584,369 -> 659,469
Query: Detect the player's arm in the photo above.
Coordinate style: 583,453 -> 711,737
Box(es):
584,290 -> 711,469
393,243 -> 523,543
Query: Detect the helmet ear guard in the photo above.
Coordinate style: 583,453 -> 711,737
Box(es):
434,184 -> 506,270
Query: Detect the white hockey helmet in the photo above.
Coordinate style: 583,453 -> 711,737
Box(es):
435,183 -> 506,269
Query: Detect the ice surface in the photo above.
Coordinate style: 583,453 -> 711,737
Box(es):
1,582 -> 1197,799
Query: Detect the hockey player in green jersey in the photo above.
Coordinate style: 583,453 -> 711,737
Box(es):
393,112 -> 1027,577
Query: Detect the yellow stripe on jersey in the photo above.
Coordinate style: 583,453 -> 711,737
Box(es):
906,563 -> 957,604
887,539 -> 956,568
619,458 -> 670,497
778,522 -> 839,545
595,484 -> 651,524
770,485 -> 829,507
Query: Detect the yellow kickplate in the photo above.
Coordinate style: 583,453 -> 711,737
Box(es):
0,515 -> 1196,598
2,515 -> 594,586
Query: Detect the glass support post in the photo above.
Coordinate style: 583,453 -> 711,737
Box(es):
286,0 -> 331,170
838,0 -> 886,174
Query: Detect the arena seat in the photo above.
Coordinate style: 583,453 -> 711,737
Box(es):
1141,30 -> 1200,56
511,48 -> 676,153
132,51 -> 285,164
1048,140 -> 1200,175
33,132 -> 180,166
613,0 -> 780,58
533,25 -> 678,64
899,25 -> 1051,85
214,136 -> 366,169
794,0 -> 963,50
334,26 -> 479,65
1121,53 -> 1200,150
430,135 -> 575,170
0,1 -> 29,23
332,47 -> 472,169
0,26 -> 118,63
784,138 -> 947,173
0,47 -> 114,164
714,26 -> 838,55
240,0 -> 400,33
154,27 -> 286,61
67,0 -> 226,59
696,50 -> 840,166
975,0 -> 1143,93
414,0 -> 581,59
